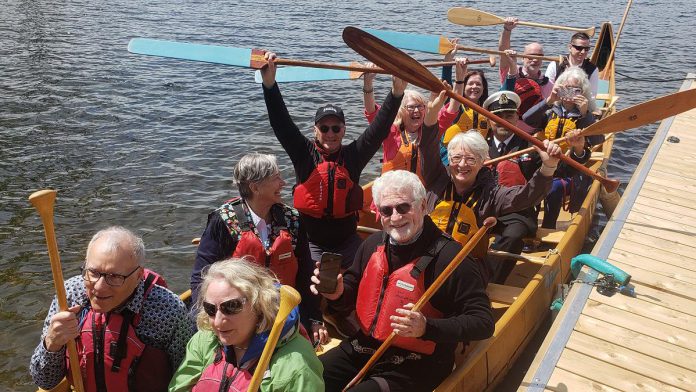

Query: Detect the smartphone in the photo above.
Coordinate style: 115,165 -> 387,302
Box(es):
317,252 -> 342,294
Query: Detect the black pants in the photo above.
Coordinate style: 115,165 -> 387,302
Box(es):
320,338 -> 452,392
489,213 -> 536,284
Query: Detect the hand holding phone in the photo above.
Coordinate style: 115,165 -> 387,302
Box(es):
317,252 -> 342,294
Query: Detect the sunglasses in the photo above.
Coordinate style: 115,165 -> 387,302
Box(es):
318,125 -> 343,134
378,202 -> 412,217
571,44 -> 590,52
202,297 -> 247,317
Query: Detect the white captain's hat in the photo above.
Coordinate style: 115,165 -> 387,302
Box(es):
483,91 -> 521,114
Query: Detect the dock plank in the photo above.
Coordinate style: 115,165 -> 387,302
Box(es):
542,368 -> 620,392
556,349 -> 684,391
632,193 -> 696,220
582,299 -> 696,352
575,315 -> 696,372
616,231 -> 696,265
566,331 -> 696,390
612,238 -> 696,273
607,248 -> 696,286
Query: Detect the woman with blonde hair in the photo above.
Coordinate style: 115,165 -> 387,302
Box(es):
170,258 -> 324,391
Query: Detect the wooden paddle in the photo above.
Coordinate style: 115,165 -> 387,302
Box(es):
342,27 -> 620,193
484,87 -> 696,166
447,7 -> 596,37
454,44 -> 561,63
29,190 -> 85,392
254,57 -> 495,83
247,285 -> 301,392
343,217 -> 497,390
129,38 -> 492,79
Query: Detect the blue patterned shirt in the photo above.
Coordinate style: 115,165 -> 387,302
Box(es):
29,275 -> 193,390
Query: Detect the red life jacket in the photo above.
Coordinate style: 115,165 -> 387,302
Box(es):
228,201 -> 298,286
192,346 -> 254,392
67,271 -> 172,392
514,76 -> 543,117
293,151 -> 362,219
355,238 -> 447,355
381,128 -> 424,182
496,159 -> 527,187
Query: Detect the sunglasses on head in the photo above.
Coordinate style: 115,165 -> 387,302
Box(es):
571,44 -> 590,52
378,202 -> 412,217
202,297 -> 247,317
317,125 -> 343,133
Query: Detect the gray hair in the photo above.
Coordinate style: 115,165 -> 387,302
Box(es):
195,258 -> 280,333
372,170 -> 426,206
87,226 -> 145,266
394,89 -> 427,127
233,153 -> 280,199
555,66 -> 597,112
447,130 -> 490,162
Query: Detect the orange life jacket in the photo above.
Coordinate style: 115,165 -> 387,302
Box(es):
381,128 -> 424,182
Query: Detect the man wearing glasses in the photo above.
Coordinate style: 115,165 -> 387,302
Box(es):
312,170 -> 494,392
30,226 -> 192,392
261,52 -> 405,337
545,32 -> 599,98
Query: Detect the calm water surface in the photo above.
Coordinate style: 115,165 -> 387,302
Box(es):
1,0 -> 694,389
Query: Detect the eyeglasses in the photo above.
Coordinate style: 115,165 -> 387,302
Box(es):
449,155 -> 478,166
317,125 -> 343,133
571,44 -> 590,52
378,202 -> 412,217
405,104 -> 425,112
81,265 -> 141,287
202,297 -> 248,317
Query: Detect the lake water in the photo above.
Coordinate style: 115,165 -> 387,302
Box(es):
1,0 -> 694,389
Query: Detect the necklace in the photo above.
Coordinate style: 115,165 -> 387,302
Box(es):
233,345 -> 248,350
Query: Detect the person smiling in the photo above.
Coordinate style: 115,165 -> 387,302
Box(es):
420,90 -> 561,280
312,170 -> 494,392
191,153 -> 326,345
260,51 -> 404,273
171,259 -> 324,391
30,227 -> 192,392
545,32 -> 599,98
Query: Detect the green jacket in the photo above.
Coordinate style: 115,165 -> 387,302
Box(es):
168,328 -> 324,391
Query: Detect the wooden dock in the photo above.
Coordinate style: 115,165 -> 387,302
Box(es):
520,74 -> 696,391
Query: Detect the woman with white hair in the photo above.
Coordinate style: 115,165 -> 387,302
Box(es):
523,66 -> 602,228
191,152 -> 327,345
419,91 -> 562,279
171,259 -> 324,391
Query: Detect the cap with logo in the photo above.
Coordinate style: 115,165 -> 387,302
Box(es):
314,104 -> 345,124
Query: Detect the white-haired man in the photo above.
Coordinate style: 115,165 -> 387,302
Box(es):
312,170 -> 494,392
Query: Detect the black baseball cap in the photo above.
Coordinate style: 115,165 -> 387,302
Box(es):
314,104 -> 345,124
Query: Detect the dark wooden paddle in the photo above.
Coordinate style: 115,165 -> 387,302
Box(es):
485,87 -> 696,166
343,217 -> 497,390
342,26 -> 620,193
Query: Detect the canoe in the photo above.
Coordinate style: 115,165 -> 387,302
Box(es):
38,21 -> 618,392
355,22 -> 618,392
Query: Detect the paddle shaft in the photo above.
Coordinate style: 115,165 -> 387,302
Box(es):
455,44 -> 560,63
29,190 -> 85,392
447,7 -> 595,36
247,285 -> 301,392
344,218 -> 497,390
274,58 -> 493,73
603,0 -> 633,77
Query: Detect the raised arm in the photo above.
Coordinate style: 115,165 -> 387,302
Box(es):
498,18 -> 518,82
421,89 -> 451,195
362,63 -> 378,117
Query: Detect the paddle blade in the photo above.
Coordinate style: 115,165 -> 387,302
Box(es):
581,88 -> 696,137
128,38 -> 256,68
363,28 -> 452,55
448,7 -> 503,26
254,65 -> 357,83
342,27 -> 444,92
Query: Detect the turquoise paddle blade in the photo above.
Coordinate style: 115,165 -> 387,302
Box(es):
363,29 -> 444,54
128,38 -> 253,67
254,65 -> 354,83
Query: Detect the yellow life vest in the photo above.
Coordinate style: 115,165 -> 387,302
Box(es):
430,184 -> 480,245
381,128 -> 423,182
443,107 -> 489,148
544,112 -> 579,152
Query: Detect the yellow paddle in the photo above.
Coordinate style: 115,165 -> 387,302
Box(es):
247,285 -> 301,392
484,87 -> 696,166
344,217 -> 497,390
447,7 -> 596,37
29,189 -> 85,392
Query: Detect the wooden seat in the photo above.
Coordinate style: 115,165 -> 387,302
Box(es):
487,283 -> 523,305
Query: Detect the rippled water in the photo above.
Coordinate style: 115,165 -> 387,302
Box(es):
1,0 -> 694,389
